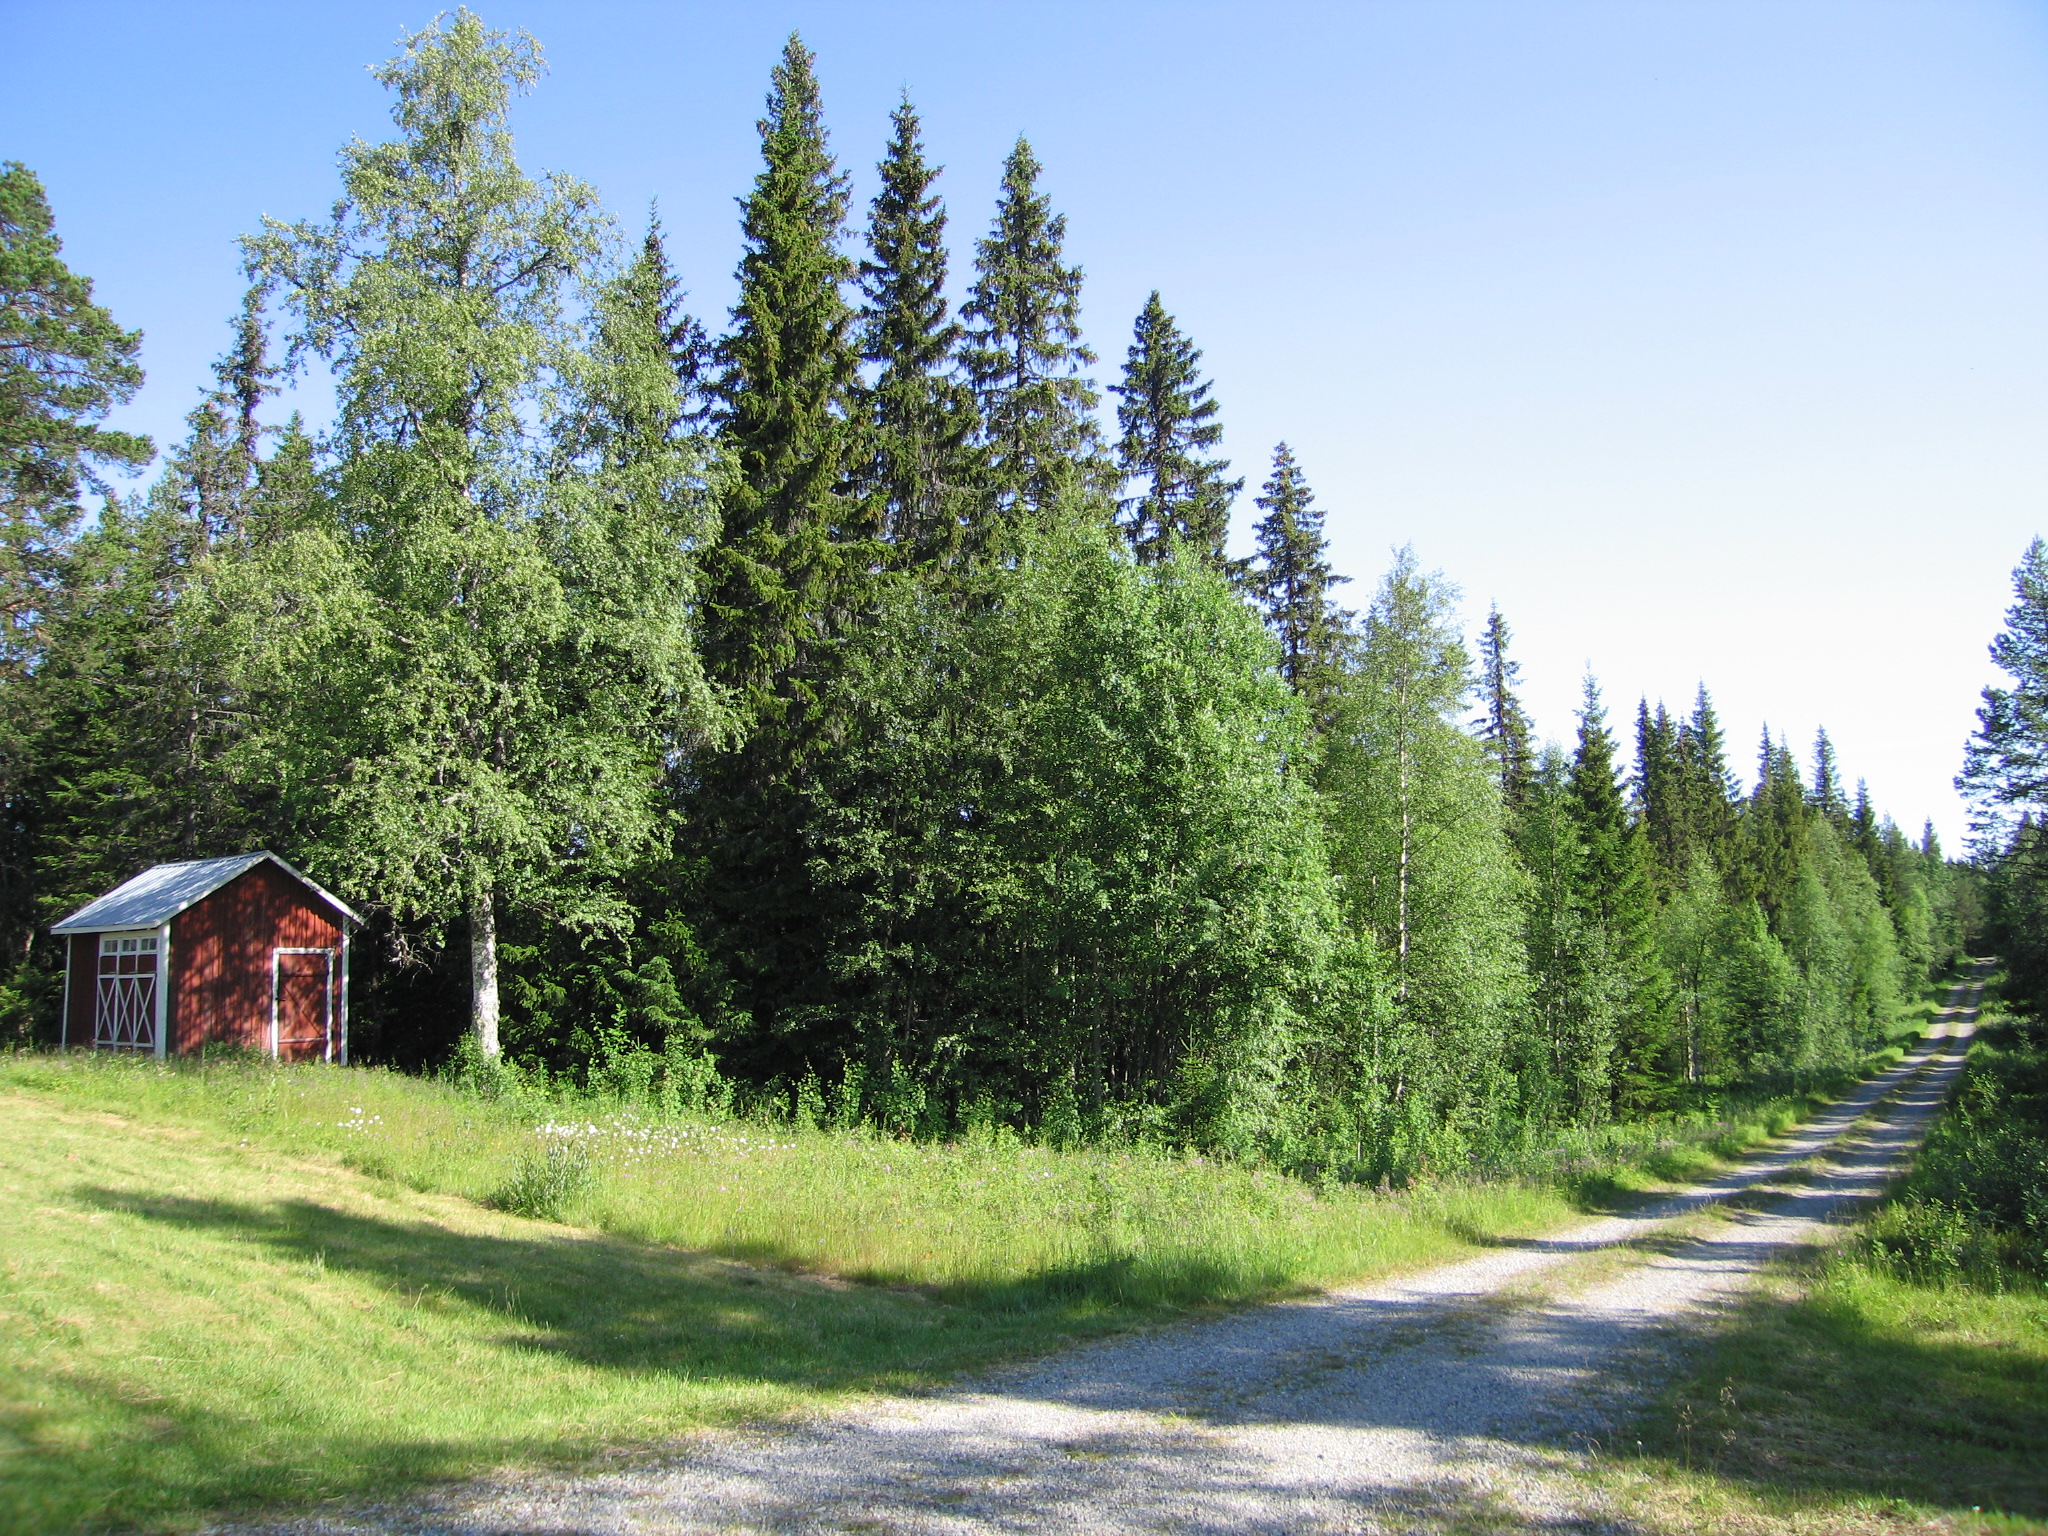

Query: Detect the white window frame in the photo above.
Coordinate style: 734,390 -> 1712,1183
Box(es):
270,946 -> 336,1062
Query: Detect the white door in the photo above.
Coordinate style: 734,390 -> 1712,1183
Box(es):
94,933 -> 159,1050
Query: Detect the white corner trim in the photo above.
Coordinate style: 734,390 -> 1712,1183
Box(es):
153,921 -> 170,1060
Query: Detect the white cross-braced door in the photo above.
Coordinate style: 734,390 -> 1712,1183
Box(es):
95,933 -> 159,1050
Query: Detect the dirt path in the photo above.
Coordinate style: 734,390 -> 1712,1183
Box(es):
242,973 -> 1987,1536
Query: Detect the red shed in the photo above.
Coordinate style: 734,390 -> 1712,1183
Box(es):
52,851 -> 360,1062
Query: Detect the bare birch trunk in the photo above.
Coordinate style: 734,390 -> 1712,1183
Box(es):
470,889 -> 500,1059
1397,685 -> 1411,1007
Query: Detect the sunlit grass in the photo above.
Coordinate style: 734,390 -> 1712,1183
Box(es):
1589,1252 -> 2048,1535
0,1053 -> 1577,1310
0,1088 -> 1026,1536
0,981 -> 1952,1535
0,1061 -> 1578,1534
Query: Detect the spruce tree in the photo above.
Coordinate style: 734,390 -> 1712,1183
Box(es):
1634,699 -> 1683,888
27,354 -> 297,926
857,96 -> 977,566
1111,292 -> 1240,566
1474,605 -> 1535,819
1667,684 -> 1739,872
1567,677 -> 1672,1110
0,161 -> 153,670
1737,735 -> 1815,931
636,216 -> 712,428
1809,727 -> 1849,825
959,138 -> 1102,520
176,287 -> 278,543
706,32 -> 860,713
1849,779 -> 1889,889
1517,745 -> 1620,1122
1245,443 -> 1348,718
677,35 -> 869,1083
220,288 -> 274,501
1961,538 -> 2048,839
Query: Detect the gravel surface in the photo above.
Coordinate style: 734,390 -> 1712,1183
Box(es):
228,975 -> 1986,1536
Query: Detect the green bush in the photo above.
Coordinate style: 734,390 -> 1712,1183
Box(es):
1878,1013 -> 2048,1282
1863,1200 -> 1979,1285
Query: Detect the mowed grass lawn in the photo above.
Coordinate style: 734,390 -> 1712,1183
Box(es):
0,1038 -> 1937,1536
2,1055 -> 1580,1535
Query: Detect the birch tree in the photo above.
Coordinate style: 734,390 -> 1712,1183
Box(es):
1320,550 -> 1524,1152
239,10 -> 724,1056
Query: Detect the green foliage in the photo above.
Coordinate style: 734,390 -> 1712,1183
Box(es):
1320,550 -> 1525,1155
1968,541 -> 2048,1016
857,96 -> 978,567
1963,537 -> 2048,837
1567,678 -> 1672,1111
704,31 -> 860,709
1244,443 -> 1350,723
1474,605 -> 1534,818
1886,1021 -> 2048,1277
490,1136 -> 597,1220
0,161 -> 152,668
735,516 -> 1346,1152
1517,747 -> 1623,1124
236,9 -> 725,1056
0,20 -> 1957,1181
960,138 -> 1104,519
1111,292 -> 1240,567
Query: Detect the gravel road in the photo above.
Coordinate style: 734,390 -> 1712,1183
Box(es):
237,972 -> 1986,1536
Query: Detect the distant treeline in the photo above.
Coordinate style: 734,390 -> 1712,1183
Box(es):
0,13 -> 1980,1174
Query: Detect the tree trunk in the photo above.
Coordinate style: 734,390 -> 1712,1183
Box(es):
470,889 -> 501,1058
1396,683 -> 1411,1007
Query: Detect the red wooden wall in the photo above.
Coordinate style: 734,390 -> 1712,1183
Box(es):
62,934 -> 97,1047
169,862 -> 343,1056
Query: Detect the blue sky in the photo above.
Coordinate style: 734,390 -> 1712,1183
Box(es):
8,0 -> 2046,846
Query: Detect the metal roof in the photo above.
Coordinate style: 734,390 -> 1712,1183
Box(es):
51,851 -> 361,934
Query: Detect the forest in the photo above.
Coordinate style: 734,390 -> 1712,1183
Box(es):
0,11 -> 1994,1181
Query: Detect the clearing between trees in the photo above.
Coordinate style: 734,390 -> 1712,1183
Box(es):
180,969 -> 1999,1536
5,973 -> 2023,1535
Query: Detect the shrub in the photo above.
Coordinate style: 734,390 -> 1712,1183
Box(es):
1863,1200 -> 1978,1285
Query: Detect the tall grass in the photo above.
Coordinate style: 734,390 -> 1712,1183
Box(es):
0,983 -> 1933,1312
0,978 -> 1950,1534
0,1050 -> 1563,1308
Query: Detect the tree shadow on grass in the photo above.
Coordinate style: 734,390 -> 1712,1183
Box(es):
79,1187 -> 1144,1387
0,1374 -> 500,1536
1631,1270 -> 2048,1522
5,1187 -> 1183,1535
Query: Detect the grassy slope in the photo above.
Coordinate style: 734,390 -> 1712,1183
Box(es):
0,996 -> 1945,1536
0,1066 -> 1572,1536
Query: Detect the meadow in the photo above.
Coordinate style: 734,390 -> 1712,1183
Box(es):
0,1005 -> 1936,1536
